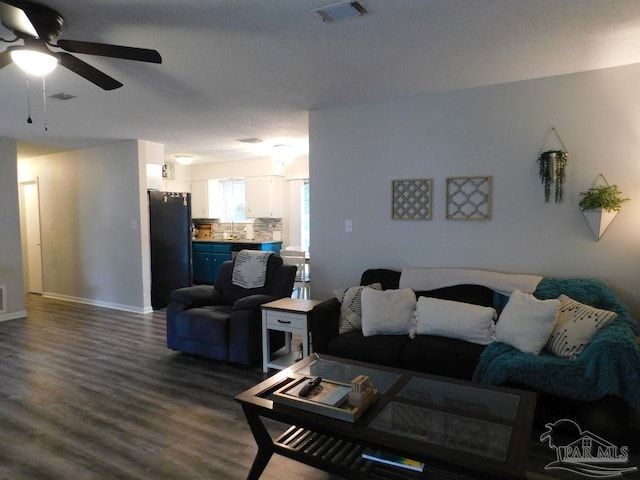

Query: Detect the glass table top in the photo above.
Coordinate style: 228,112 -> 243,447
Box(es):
369,401 -> 513,461
397,376 -> 520,421
292,357 -> 401,393
290,356 -> 522,461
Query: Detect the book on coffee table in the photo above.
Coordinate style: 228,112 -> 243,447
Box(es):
362,448 -> 424,472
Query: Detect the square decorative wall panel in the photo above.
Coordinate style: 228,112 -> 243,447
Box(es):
392,178 -> 432,220
446,176 -> 492,221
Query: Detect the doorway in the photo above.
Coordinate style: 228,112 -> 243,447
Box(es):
21,180 -> 44,294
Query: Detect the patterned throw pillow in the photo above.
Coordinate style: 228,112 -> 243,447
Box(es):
333,283 -> 382,334
546,294 -> 617,358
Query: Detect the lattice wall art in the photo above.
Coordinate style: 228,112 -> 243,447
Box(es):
392,178 -> 432,220
446,176 -> 492,221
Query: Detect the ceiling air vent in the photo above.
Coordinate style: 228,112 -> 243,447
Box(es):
237,137 -> 263,144
49,92 -> 76,101
313,1 -> 368,23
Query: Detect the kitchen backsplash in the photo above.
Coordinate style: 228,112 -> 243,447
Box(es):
193,219 -> 283,241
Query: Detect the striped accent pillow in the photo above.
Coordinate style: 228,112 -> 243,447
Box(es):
546,294 -> 617,358
333,283 -> 382,334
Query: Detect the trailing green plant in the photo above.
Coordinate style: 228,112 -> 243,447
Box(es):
537,150 -> 568,203
578,184 -> 629,212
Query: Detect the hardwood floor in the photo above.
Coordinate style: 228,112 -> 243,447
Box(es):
0,295 -> 330,480
0,295 -> 635,480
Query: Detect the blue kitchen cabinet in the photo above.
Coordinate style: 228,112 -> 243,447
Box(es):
192,242 -> 232,284
192,241 -> 283,284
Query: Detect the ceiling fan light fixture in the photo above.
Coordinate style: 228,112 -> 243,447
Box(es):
174,155 -> 194,165
10,48 -> 58,76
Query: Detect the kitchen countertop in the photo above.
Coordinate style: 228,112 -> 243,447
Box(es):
193,239 -> 281,244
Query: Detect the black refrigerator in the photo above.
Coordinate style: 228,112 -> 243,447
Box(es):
148,191 -> 193,310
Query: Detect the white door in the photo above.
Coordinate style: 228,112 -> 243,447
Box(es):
23,181 -> 44,294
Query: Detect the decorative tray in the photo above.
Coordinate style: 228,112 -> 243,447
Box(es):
274,376 -> 379,423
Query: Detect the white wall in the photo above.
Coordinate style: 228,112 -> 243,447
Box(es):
0,138 -> 26,320
310,63 -> 640,318
138,140 -> 165,312
18,141 -> 150,313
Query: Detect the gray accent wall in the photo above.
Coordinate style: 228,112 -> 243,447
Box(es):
310,63 -> 640,318
18,141 -> 151,313
0,138 -> 26,320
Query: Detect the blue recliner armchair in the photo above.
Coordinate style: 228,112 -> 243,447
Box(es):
166,254 -> 296,365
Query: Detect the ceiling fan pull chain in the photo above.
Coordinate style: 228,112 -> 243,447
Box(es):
42,76 -> 48,131
26,75 -> 33,124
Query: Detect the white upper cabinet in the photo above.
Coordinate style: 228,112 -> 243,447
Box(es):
245,176 -> 283,218
191,180 -> 209,218
191,180 -> 221,218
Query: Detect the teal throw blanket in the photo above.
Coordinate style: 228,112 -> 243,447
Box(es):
473,278 -> 640,413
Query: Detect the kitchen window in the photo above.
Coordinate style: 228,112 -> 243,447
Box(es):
220,178 -> 247,222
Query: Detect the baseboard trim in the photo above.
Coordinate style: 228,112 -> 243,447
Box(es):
0,310 -> 28,322
42,292 -> 152,314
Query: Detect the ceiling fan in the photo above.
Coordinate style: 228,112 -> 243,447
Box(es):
0,0 -> 162,90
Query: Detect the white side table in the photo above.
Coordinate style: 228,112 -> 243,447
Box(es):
262,298 -> 322,373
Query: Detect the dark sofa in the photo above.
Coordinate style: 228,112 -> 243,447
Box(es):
310,268 -> 494,380
309,268 -> 640,440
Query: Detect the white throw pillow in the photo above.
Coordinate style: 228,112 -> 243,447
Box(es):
414,297 -> 497,345
545,294 -> 617,358
333,283 -> 382,333
361,288 -> 417,337
495,290 -> 559,354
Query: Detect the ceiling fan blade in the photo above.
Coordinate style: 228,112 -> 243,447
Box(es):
0,49 -> 12,69
58,52 -> 123,90
57,39 -> 162,64
0,0 -> 63,41
0,0 -> 38,37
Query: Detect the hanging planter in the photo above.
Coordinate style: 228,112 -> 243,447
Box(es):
579,176 -> 629,240
536,127 -> 569,204
537,150 -> 568,203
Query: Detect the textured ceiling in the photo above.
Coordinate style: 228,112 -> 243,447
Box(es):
3,0 -> 640,164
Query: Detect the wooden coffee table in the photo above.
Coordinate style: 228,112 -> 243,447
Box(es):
235,354 -> 536,480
